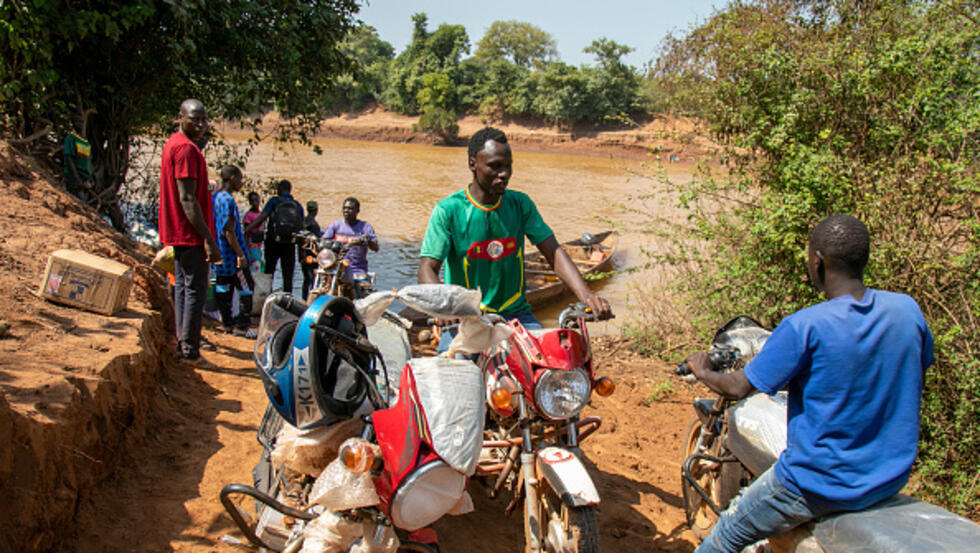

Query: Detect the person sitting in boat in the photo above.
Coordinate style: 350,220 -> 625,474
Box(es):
321,196 -> 379,284
418,126 -> 612,349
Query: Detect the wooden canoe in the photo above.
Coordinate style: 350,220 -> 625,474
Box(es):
525,231 -> 618,309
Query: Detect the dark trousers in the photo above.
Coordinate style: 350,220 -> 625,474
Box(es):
264,241 -> 295,293
173,245 -> 208,358
301,262 -> 317,300
215,269 -> 255,330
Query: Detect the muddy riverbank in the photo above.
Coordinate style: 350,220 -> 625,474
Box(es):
220,107 -> 720,163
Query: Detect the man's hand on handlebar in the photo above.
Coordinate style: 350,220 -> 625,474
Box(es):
582,293 -> 613,321
684,351 -> 712,381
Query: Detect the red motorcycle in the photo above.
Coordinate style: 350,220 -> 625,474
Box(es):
220,292 -> 484,553
476,303 -> 616,553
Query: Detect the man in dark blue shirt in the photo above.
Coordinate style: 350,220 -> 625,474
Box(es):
244,179 -> 304,294
686,214 -> 934,553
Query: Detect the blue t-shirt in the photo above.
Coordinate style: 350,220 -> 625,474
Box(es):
744,289 -> 934,510
212,190 -> 246,277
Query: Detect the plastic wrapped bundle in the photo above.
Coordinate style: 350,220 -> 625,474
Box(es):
270,419 -> 363,477
308,448 -> 381,511
396,284 -> 482,318
448,315 -> 514,355
409,357 -> 486,475
299,511 -> 362,553
354,291 -> 397,326
349,520 -> 399,553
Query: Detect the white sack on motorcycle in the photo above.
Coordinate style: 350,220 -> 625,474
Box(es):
409,357 -> 486,476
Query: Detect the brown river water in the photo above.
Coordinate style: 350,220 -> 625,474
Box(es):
228,134 -> 691,329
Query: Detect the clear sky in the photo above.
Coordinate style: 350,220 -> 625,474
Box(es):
356,0 -> 724,68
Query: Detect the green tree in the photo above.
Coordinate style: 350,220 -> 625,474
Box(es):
330,24 -> 396,111
647,0 -> 980,518
0,0 -> 359,229
413,72 -> 459,143
475,20 -> 557,68
381,13 -> 469,114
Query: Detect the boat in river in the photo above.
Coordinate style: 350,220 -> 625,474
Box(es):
525,231 -> 617,309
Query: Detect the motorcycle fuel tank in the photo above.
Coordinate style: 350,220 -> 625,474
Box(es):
726,392 -> 788,477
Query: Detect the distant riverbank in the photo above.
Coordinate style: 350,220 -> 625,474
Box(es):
218,107 -> 720,163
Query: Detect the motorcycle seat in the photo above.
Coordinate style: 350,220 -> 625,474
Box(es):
811,494 -> 980,553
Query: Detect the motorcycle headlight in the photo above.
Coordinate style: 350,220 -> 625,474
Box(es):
534,368 -> 591,420
317,248 -> 336,268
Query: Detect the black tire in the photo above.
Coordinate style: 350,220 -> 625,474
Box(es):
680,415 -> 745,540
538,482 -> 600,553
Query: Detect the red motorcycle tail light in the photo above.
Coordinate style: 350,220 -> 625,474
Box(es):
341,438 -> 376,474
595,377 -> 615,397
491,387 -> 513,410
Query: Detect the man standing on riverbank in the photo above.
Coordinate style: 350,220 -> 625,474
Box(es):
418,127 -> 611,340
63,113 -> 94,203
212,165 -> 255,336
245,180 -> 303,294
159,98 -> 221,366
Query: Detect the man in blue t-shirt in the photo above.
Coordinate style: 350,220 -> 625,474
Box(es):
685,214 -> 934,553
212,166 -> 255,336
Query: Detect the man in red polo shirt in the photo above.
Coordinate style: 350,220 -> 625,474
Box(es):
159,98 -> 222,365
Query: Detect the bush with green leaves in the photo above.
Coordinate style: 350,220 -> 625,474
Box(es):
647,0 -> 979,518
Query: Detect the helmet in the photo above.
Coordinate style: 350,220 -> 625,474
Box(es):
257,294 -> 375,429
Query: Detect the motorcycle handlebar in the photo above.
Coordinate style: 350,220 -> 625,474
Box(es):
675,348 -> 739,378
270,292 -> 309,318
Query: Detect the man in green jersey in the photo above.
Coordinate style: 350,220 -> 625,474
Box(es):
418,127 -> 611,345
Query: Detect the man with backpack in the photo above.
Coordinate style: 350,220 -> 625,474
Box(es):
244,179 -> 304,294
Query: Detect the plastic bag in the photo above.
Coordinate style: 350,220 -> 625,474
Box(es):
308,450 -> 381,511
396,284 -> 482,319
271,418 -> 363,477
448,315 -> 514,355
409,357 -> 486,475
354,291 -> 397,326
349,520 -> 399,553
252,272 -> 273,315
299,511 -> 362,553
447,490 -> 474,516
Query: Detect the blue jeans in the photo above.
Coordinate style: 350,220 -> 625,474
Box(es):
437,311 -> 543,354
695,467 -> 836,553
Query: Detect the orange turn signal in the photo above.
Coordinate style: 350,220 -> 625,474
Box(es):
490,387 -> 513,410
340,439 -> 376,474
594,377 -> 615,397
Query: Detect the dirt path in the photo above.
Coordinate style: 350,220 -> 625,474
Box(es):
73,330 -> 701,553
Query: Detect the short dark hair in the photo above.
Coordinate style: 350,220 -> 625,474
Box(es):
468,127 -> 508,158
277,179 -> 291,194
343,197 -> 360,210
220,165 -> 241,183
247,191 -> 260,202
810,214 -> 870,277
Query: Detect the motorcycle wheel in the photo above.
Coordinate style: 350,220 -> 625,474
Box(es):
680,415 -> 745,540
537,480 -> 599,553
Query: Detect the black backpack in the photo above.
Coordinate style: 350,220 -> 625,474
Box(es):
268,198 -> 303,243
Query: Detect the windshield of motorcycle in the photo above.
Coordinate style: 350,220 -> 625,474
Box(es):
254,296 -> 300,369
712,317 -> 772,365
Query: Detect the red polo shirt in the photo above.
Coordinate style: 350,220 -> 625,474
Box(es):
159,131 -> 214,246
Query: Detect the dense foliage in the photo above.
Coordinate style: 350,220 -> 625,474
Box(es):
646,0 -> 979,517
338,14 -> 649,138
0,0 -> 359,227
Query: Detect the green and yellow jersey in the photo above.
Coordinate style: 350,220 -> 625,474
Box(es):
420,188 -> 553,314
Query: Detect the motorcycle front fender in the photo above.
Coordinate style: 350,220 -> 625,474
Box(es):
534,446 -> 600,507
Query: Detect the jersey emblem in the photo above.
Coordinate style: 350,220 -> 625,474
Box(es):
467,237 -> 517,260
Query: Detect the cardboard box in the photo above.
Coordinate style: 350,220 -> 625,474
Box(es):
39,249 -> 133,315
